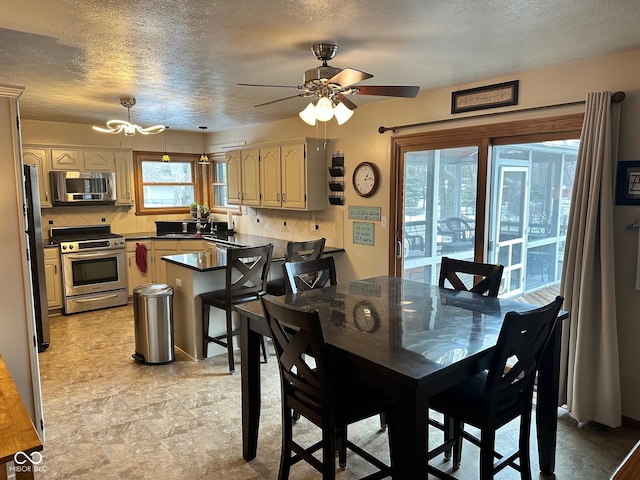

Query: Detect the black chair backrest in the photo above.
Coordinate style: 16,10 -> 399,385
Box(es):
439,257 -> 504,297
261,295 -> 331,426
286,238 -> 326,263
485,296 -> 564,415
225,244 -> 273,301
284,256 -> 337,294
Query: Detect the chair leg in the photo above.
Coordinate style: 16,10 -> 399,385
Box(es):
444,413 -> 454,460
452,420 -> 463,470
479,428 -> 495,480
278,405 -> 293,480
202,303 -> 210,359
226,308 -> 235,374
379,412 -> 387,431
323,425 -> 337,477
261,336 -> 270,363
519,410 -> 533,480
337,425 -> 347,469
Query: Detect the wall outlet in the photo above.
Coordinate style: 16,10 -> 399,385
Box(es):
175,278 -> 182,287
101,218 -> 106,222
241,206 -> 247,214
48,220 -> 53,225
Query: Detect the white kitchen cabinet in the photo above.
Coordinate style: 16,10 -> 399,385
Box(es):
51,148 -> 83,170
178,239 -> 205,254
44,248 -> 62,310
152,239 -> 178,285
126,241 -> 151,296
84,149 -> 114,171
22,147 -> 52,207
226,148 -> 260,206
114,150 -> 133,205
259,140 -> 326,211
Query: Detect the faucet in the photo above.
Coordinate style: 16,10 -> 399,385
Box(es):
196,220 -> 206,234
209,218 -> 218,234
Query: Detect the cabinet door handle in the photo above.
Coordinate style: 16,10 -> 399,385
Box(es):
54,264 -> 57,274
282,193 -> 286,203
277,193 -> 280,202
45,192 -> 49,202
237,191 -> 241,199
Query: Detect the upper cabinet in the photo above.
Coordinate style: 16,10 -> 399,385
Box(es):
23,145 -> 133,207
51,148 -> 83,170
230,139 -> 327,211
226,148 -> 260,206
22,147 -> 52,207
114,150 -> 133,206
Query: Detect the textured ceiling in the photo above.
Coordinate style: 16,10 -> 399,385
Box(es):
2,0 -> 640,133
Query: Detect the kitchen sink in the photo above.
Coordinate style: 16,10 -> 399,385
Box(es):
159,233 -> 202,238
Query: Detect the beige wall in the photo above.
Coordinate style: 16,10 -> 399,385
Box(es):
16,48 -> 640,422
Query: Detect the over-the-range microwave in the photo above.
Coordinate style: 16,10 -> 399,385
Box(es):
51,170 -> 116,205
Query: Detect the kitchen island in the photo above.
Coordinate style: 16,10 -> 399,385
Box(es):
161,234 -> 344,361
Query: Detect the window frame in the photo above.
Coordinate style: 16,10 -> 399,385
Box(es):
133,152 -> 202,216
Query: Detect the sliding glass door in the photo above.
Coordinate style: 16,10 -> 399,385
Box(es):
391,115 -> 582,302
400,146 -> 478,283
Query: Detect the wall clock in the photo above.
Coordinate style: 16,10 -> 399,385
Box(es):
353,300 -> 381,333
352,162 -> 380,197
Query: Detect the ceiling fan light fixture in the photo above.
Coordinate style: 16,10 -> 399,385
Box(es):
299,102 -> 317,126
333,101 -> 354,125
199,126 -> 209,164
161,126 -> 170,162
314,96 -> 334,122
93,97 -> 165,136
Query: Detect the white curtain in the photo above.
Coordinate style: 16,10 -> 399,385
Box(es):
559,91 -> 621,428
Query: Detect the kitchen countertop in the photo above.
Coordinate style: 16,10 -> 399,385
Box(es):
160,234 -> 344,272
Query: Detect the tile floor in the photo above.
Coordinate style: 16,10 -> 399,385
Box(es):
34,304 -> 640,479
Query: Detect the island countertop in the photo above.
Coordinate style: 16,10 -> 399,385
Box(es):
161,234 -> 344,272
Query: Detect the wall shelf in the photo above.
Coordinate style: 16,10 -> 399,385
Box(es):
328,151 -> 345,206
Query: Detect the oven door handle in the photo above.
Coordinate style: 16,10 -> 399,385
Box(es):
74,293 -> 120,303
63,250 -> 123,261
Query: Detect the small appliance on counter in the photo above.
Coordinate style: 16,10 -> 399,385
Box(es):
49,225 -> 128,314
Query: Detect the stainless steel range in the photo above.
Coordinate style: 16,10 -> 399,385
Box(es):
50,225 -> 127,314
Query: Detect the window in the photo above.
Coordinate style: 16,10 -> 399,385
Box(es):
207,152 -> 238,213
134,153 -> 200,215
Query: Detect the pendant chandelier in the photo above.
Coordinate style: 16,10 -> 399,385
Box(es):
93,97 -> 165,136
161,127 -> 170,162
199,126 -> 209,164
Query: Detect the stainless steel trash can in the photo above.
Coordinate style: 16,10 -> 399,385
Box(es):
132,283 -> 175,365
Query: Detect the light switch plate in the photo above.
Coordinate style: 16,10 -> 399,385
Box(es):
381,216 -> 387,228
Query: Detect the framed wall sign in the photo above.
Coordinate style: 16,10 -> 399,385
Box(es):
615,161 -> 640,205
451,80 -> 519,114
353,221 -> 375,246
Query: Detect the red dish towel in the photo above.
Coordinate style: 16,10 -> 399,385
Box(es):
135,243 -> 147,273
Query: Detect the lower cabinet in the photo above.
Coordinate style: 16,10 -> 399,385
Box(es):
44,248 -> 62,310
126,241 -> 151,296
127,239 -> 208,295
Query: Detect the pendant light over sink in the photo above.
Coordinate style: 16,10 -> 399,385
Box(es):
92,97 -> 165,136
161,126 -> 170,162
199,127 -> 209,164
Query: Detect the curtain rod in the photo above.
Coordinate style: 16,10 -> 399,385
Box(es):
378,90 -> 626,134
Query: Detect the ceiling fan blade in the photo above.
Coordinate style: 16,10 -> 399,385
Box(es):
355,85 -> 420,98
328,68 -> 373,88
254,93 -> 305,107
337,93 -> 358,110
238,83 -> 300,89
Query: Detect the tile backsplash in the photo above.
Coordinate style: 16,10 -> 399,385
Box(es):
41,205 -> 343,248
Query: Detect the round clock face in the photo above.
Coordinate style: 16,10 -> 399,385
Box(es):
353,300 -> 381,333
352,162 -> 379,197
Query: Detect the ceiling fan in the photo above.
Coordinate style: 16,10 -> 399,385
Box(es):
238,43 -> 420,124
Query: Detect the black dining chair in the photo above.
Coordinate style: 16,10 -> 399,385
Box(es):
427,296 -> 564,480
283,255 -> 337,294
200,244 -> 273,374
260,295 -> 396,480
439,257 -> 504,297
267,238 -> 326,296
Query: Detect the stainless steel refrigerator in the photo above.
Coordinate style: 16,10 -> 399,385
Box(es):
24,164 -> 50,351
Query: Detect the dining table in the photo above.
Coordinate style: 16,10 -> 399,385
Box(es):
236,275 -> 567,479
